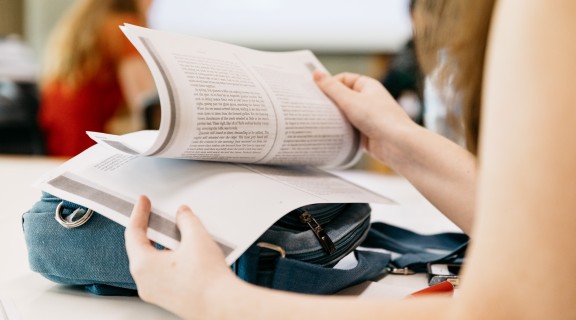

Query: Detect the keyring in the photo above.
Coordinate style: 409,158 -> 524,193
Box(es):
54,201 -> 94,229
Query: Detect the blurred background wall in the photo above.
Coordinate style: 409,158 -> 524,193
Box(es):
6,0 -> 411,77
24,0 -> 76,59
0,0 -> 24,35
1,0 -> 415,170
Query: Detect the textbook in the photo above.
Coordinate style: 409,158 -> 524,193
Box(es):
88,24 -> 362,169
35,25 -> 394,264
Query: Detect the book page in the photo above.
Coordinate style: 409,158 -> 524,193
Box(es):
35,144 -> 393,264
89,25 -> 361,168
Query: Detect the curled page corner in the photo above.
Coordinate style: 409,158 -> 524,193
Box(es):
86,130 -> 159,156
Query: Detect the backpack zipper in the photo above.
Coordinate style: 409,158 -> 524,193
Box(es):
299,211 -> 336,254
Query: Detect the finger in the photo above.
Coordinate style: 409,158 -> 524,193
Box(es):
125,195 -> 155,257
334,72 -> 377,93
313,70 -> 357,109
174,205 -> 225,256
129,195 -> 152,229
175,205 -> 209,244
333,72 -> 362,89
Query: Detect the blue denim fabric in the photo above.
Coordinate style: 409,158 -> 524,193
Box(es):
22,192 -> 137,295
24,194 -> 385,296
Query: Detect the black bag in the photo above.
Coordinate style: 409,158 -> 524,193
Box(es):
234,202 -> 468,294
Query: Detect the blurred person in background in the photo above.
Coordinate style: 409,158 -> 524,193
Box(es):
38,0 -> 156,157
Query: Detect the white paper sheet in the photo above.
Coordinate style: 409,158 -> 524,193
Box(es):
35,144 -> 394,264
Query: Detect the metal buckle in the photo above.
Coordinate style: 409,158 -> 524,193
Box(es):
256,242 -> 286,258
386,267 -> 416,275
54,201 -> 94,229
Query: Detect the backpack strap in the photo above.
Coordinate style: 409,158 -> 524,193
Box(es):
362,222 -> 469,272
234,246 -> 391,295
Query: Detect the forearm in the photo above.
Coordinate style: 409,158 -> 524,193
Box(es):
374,123 -> 477,234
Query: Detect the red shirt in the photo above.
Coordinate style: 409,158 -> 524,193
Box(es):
39,14 -> 142,157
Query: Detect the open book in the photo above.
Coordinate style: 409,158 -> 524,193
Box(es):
35,26 -> 395,264
88,24 -> 362,169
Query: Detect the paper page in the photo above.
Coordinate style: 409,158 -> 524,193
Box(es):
35,144 -> 393,264
89,25 -> 360,168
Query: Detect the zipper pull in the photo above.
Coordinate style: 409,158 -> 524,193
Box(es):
300,211 -> 336,254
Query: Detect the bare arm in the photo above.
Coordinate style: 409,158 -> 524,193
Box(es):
313,72 -> 476,234
453,0 -> 576,318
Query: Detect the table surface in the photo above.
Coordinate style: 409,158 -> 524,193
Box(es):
0,155 -> 460,319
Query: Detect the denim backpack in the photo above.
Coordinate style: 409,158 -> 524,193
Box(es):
23,193 -> 468,296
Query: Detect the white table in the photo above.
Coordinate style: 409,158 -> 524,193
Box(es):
0,156 -> 460,319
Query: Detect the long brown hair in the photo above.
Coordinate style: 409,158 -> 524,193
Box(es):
412,0 -> 497,154
40,0 -> 143,89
